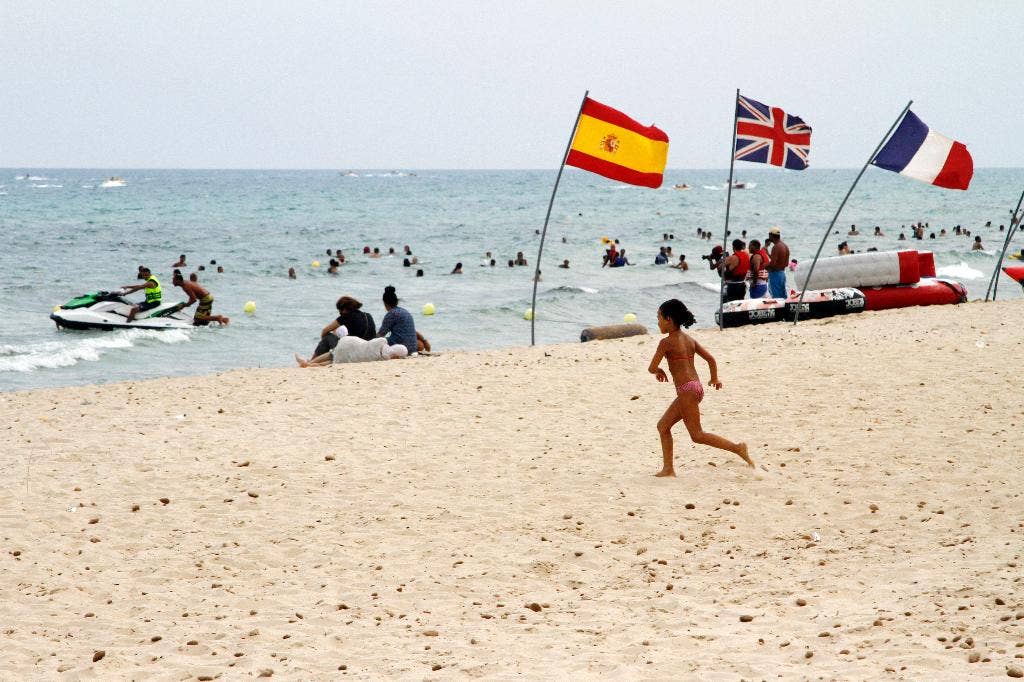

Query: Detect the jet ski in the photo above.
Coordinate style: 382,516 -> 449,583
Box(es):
50,290 -> 194,331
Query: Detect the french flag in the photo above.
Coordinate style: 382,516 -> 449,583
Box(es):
872,110 -> 973,190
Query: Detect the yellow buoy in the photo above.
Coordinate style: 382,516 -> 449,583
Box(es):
243,301 -> 256,314
524,308 -> 534,321
623,312 -> 637,324
601,236 -> 610,244
422,303 -> 436,316
311,260 -> 321,268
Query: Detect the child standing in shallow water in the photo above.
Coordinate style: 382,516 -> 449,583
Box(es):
648,299 -> 754,476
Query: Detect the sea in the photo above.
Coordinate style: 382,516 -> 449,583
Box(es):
1,168 -> 1022,393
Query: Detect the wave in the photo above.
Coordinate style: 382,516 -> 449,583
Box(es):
640,280 -> 720,295
16,175 -> 49,181
0,328 -> 191,373
936,262 -> 986,280
539,285 -> 600,296
32,183 -> 63,188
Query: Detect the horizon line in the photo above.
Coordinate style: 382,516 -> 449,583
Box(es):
3,165 -> 1022,172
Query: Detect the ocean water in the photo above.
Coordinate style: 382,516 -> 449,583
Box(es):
1,168 -> 1021,392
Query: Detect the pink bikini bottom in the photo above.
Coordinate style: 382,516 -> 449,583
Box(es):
675,379 -> 704,403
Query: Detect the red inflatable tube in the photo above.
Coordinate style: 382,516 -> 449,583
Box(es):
896,250 -> 921,284
917,251 -> 936,278
1003,266 -> 1024,283
861,278 -> 967,311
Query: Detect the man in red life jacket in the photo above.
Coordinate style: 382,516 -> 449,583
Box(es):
747,239 -> 770,298
718,239 -> 749,302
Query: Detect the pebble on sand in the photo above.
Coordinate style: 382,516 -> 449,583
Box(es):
1008,667 -> 1023,678
526,603 -> 542,612
739,615 -> 753,622
92,650 -> 105,662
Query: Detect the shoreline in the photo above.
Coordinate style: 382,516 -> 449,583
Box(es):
2,300 -> 1022,677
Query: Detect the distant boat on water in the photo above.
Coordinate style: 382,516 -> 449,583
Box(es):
100,176 -> 126,188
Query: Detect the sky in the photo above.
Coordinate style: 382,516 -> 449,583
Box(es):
1,1 -> 1022,169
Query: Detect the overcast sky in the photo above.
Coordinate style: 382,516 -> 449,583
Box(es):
1,1 -> 1021,169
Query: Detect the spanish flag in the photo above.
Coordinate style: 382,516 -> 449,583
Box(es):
566,97 -> 669,188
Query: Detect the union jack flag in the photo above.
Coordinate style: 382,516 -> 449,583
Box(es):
734,95 -> 812,170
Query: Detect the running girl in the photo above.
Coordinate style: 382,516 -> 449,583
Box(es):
648,299 -> 753,476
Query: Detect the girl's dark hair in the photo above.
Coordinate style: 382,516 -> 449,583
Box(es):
383,285 -> 399,307
335,296 -> 362,313
659,299 -> 696,329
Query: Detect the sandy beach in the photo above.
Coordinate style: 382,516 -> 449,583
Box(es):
1,300 -> 1022,679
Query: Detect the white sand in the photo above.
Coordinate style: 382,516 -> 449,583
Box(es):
1,301 -> 1022,678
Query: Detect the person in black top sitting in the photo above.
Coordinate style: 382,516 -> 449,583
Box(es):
312,295 -> 377,357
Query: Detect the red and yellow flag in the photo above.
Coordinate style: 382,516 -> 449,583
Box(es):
566,97 -> 669,188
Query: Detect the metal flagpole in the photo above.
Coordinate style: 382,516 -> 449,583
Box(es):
793,100 -> 913,324
717,88 -> 740,330
985,187 -> 1024,301
530,90 -> 589,346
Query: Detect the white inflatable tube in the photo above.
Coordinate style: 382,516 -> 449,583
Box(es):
797,250 -> 921,290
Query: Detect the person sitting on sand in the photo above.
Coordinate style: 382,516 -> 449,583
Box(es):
296,333 -> 408,367
170,271 -> 229,326
648,299 -> 753,476
378,285 -> 418,353
312,295 -> 376,357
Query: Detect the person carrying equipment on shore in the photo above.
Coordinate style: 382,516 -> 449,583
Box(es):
122,266 -> 162,322
170,271 -> 229,326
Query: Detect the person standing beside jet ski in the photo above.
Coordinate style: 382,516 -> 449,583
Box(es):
122,266 -> 162,323
170,271 -> 230,326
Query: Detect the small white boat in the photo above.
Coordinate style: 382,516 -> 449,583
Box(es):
100,176 -> 127,188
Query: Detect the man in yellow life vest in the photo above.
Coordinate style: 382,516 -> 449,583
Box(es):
122,266 -> 162,322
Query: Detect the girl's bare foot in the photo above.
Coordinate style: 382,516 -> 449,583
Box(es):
737,442 -> 755,468
294,353 -> 309,368
654,468 -> 676,477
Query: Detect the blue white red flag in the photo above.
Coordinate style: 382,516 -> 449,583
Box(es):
872,110 -> 973,190
734,95 -> 812,170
